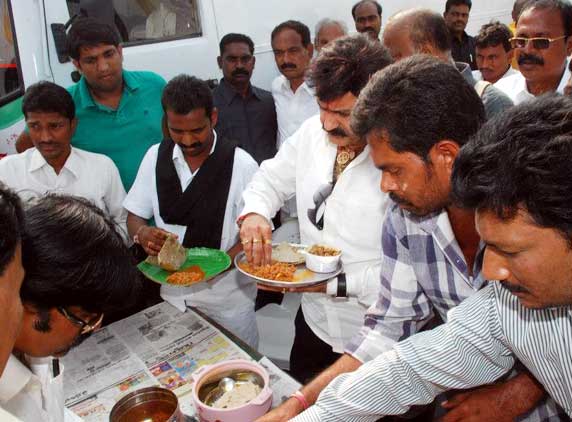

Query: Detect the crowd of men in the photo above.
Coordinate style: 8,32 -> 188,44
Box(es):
0,0 -> 571,421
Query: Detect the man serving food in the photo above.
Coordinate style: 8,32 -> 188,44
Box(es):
124,75 -> 259,348
238,34 -> 392,383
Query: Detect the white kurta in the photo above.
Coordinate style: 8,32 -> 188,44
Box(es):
241,115 -> 389,352
0,147 -> 127,235
495,59 -> 571,104
123,134 -> 259,347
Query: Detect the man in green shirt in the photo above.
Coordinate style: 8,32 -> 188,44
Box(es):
17,18 -> 165,190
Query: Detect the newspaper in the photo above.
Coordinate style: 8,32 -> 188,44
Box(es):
63,302 -> 300,421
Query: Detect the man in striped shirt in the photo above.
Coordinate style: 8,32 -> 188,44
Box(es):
291,68 -> 572,421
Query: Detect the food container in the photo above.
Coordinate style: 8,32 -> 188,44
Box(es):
305,246 -> 341,273
191,360 -> 273,422
110,386 -> 185,422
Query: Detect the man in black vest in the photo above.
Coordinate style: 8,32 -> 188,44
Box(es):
124,75 -> 259,347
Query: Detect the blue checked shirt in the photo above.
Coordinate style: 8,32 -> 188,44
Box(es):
344,202 -> 565,421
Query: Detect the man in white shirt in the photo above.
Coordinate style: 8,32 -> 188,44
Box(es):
239,35 -> 393,399
292,93 -> 572,422
496,0 -> 572,104
472,21 -> 520,84
0,82 -> 127,235
271,20 -> 319,149
124,75 -> 259,348
0,194 -> 141,422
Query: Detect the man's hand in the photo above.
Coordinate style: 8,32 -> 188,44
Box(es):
138,226 -> 173,256
239,213 -> 272,266
441,373 -> 545,422
255,397 -> 304,422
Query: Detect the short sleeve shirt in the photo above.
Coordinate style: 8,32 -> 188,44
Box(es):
67,70 -> 166,190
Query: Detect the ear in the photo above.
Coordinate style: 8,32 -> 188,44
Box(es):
217,56 -> 223,69
210,108 -> 219,127
429,140 -> 460,173
565,36 -> 572,56
307,43 -> 314,57
507,49 -> 515,62
252,55 -> 256,69
71,118 -> 78,135
72,59 -> 81,72
117,45 -> 123,61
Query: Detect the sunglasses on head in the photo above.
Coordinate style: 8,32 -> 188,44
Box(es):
510,35 -> 567,50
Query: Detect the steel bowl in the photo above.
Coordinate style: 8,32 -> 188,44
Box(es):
110,386 -> 184,422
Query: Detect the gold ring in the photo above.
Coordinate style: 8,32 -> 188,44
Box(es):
264,239 -> 272,245
252,239 -> 261,243
282,288 -> 287,294
241,239 -> 252,245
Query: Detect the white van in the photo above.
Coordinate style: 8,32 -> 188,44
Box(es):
0,0 -> 513,156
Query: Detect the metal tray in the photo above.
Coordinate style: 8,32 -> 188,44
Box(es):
234,246 -> 342,288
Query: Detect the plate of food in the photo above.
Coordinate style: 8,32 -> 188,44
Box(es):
138,235 -> 231,287
235,243 -> 342,288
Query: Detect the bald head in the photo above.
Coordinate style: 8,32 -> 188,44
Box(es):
383,8 -> 452,61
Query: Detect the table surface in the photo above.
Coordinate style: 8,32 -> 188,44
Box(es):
61,301 -> 299,421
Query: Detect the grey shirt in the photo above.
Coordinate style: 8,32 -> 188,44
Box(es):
213,79 -> 277,164
457,62 -> 514,120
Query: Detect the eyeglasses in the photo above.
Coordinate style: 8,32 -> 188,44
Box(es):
307,182 -> 334,231
510,36 -> 567,50
57,307 -> 104,335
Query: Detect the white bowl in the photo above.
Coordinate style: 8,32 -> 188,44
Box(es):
305,248 -> 341,273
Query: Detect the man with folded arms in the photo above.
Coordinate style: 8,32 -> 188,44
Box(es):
292,90 -> 572,422
496,0 -> 572,104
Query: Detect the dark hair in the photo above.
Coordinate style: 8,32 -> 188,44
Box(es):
445,0 -> 472,13
407,10 -> 452,53
307,34 -> 393,102
20,195 -> 140,314
452,94 -> 572,239
219,33 -> 255,55
475,21 -> 513,52
0,184 -> 24,277
67,17 -> 120,60
22,81 -> 75,121
520,0 -> 572,37
351,0 -> 383,19
271,20 -> 311,47
351,55 -> 485,159
161,75 -> 213,117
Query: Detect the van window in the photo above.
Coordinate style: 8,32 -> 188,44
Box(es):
66,0 -> 202,45
0,0 -> 23,104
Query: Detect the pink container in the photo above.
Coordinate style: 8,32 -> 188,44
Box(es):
191,359 -> 273,422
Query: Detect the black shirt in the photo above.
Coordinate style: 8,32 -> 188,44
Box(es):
451,31 -> 477,70
212,79 -> 277,164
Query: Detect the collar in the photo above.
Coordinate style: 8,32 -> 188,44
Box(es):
277,74 -> 314,96
76,70 -> 136,110
451,30 -> 470,43
29,147 -> 80,178
218,79 -> 262,105
172,130 -> 218,163
0,355 -> 33,403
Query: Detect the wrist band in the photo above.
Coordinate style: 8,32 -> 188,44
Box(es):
290,390 -> 309,410
336,273 -> 347,297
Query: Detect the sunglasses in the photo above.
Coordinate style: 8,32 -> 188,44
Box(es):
57,307 -> 104,335
307,183 -> 334,231
510,35 -> 567,50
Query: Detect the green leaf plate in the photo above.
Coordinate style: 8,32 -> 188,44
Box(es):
137,247 -> 231,286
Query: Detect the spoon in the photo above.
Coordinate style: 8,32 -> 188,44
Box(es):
218,377 -> 236,393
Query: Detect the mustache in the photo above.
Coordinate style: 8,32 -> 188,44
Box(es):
280,63 -> 297,70
518,54 -> 544,66
231,68 -> 250,77
502,281 -> 530,295
389,192 -> 413,207
323,125 -> 348,138
181,141 -> 203,149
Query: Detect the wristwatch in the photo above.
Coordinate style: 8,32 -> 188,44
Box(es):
336,272 -> 347,298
